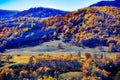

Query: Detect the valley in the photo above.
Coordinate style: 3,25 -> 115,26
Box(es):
0,0 -> 120,79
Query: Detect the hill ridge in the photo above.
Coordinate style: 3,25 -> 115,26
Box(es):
90,0 -> 120,8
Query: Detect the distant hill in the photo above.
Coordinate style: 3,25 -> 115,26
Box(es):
0,6 -> 120,52
14,7 -> 69,18
0,7 -> 68,18
0,10 -> 19,18
90,0 -> 120,8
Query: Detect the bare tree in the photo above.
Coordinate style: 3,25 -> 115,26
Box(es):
0,54 -> 2,66
109,43 -> 114,52
6,55 -> 12,62
57,43 -> 64,49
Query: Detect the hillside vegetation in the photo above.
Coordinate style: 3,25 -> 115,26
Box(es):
0,6 -> 120,52
0,53 -> 120,80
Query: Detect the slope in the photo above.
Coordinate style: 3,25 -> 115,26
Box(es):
0,10 -> 19,18
0,6 -> 120,52
90,0 -> 120,8
14,7 -> 69,18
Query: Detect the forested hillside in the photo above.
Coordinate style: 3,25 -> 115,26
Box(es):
14,7 -> 68,18
0,6 -> 120,52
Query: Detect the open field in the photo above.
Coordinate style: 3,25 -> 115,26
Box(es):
2,40 -> 116,56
